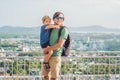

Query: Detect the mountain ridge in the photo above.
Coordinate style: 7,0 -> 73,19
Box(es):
69,25 -> 120,33
0,25 -> 120,33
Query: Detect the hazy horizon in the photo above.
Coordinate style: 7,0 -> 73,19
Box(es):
0,0 -> 120,29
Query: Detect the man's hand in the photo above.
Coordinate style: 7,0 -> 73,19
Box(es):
44,47 -> 52,54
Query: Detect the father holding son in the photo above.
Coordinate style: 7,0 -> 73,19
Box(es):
40,12 -> 69,80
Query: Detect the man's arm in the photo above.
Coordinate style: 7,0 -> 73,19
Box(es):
49,38 -> 65,50
44,27 -> 68,53
43,38 -> 65,53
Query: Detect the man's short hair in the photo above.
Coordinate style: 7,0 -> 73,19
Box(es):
53,12 -> 64,20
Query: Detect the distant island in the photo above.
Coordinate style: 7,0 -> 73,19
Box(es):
0,25 -> 120,34
69,25 -> 120,33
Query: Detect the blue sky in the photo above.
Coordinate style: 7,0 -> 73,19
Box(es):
0,0 -> 120,29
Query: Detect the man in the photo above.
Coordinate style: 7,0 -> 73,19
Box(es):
42,12 -> 69,80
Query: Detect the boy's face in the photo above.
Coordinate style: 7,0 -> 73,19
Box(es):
43,19 -> 51,26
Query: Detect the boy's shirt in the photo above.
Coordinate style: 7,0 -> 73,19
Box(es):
40,25 -> 50,48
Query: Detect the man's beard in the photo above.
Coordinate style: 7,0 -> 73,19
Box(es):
54,22 -> 61,26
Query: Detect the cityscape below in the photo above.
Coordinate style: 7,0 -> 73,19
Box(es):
0,25 -> 120,80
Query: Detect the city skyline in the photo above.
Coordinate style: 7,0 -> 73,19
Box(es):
0,0 -> 120,29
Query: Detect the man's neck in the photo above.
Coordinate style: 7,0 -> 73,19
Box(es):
54,23 -> 64,26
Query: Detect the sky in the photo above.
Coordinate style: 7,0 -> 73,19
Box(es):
0,0 -> 120,29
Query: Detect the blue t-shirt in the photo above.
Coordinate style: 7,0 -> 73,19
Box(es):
40,25 -> 50,48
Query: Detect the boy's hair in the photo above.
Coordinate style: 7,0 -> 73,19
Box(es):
42,15 -> 51,23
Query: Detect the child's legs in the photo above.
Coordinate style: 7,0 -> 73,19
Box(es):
44,50 -> 53,62
41,64 -> 51,79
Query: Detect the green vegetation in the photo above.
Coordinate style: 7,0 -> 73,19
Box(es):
0,55 -> 120,75
18,52 -> 43,56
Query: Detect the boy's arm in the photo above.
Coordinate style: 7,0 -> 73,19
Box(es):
45,25 -> 59,29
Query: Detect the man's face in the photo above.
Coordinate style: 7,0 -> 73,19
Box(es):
53,14 -> 64,26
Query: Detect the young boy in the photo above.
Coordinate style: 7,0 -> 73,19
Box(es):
40,15 -> 58,70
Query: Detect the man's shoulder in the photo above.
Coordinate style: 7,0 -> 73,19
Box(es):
61,26 -> 69,33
